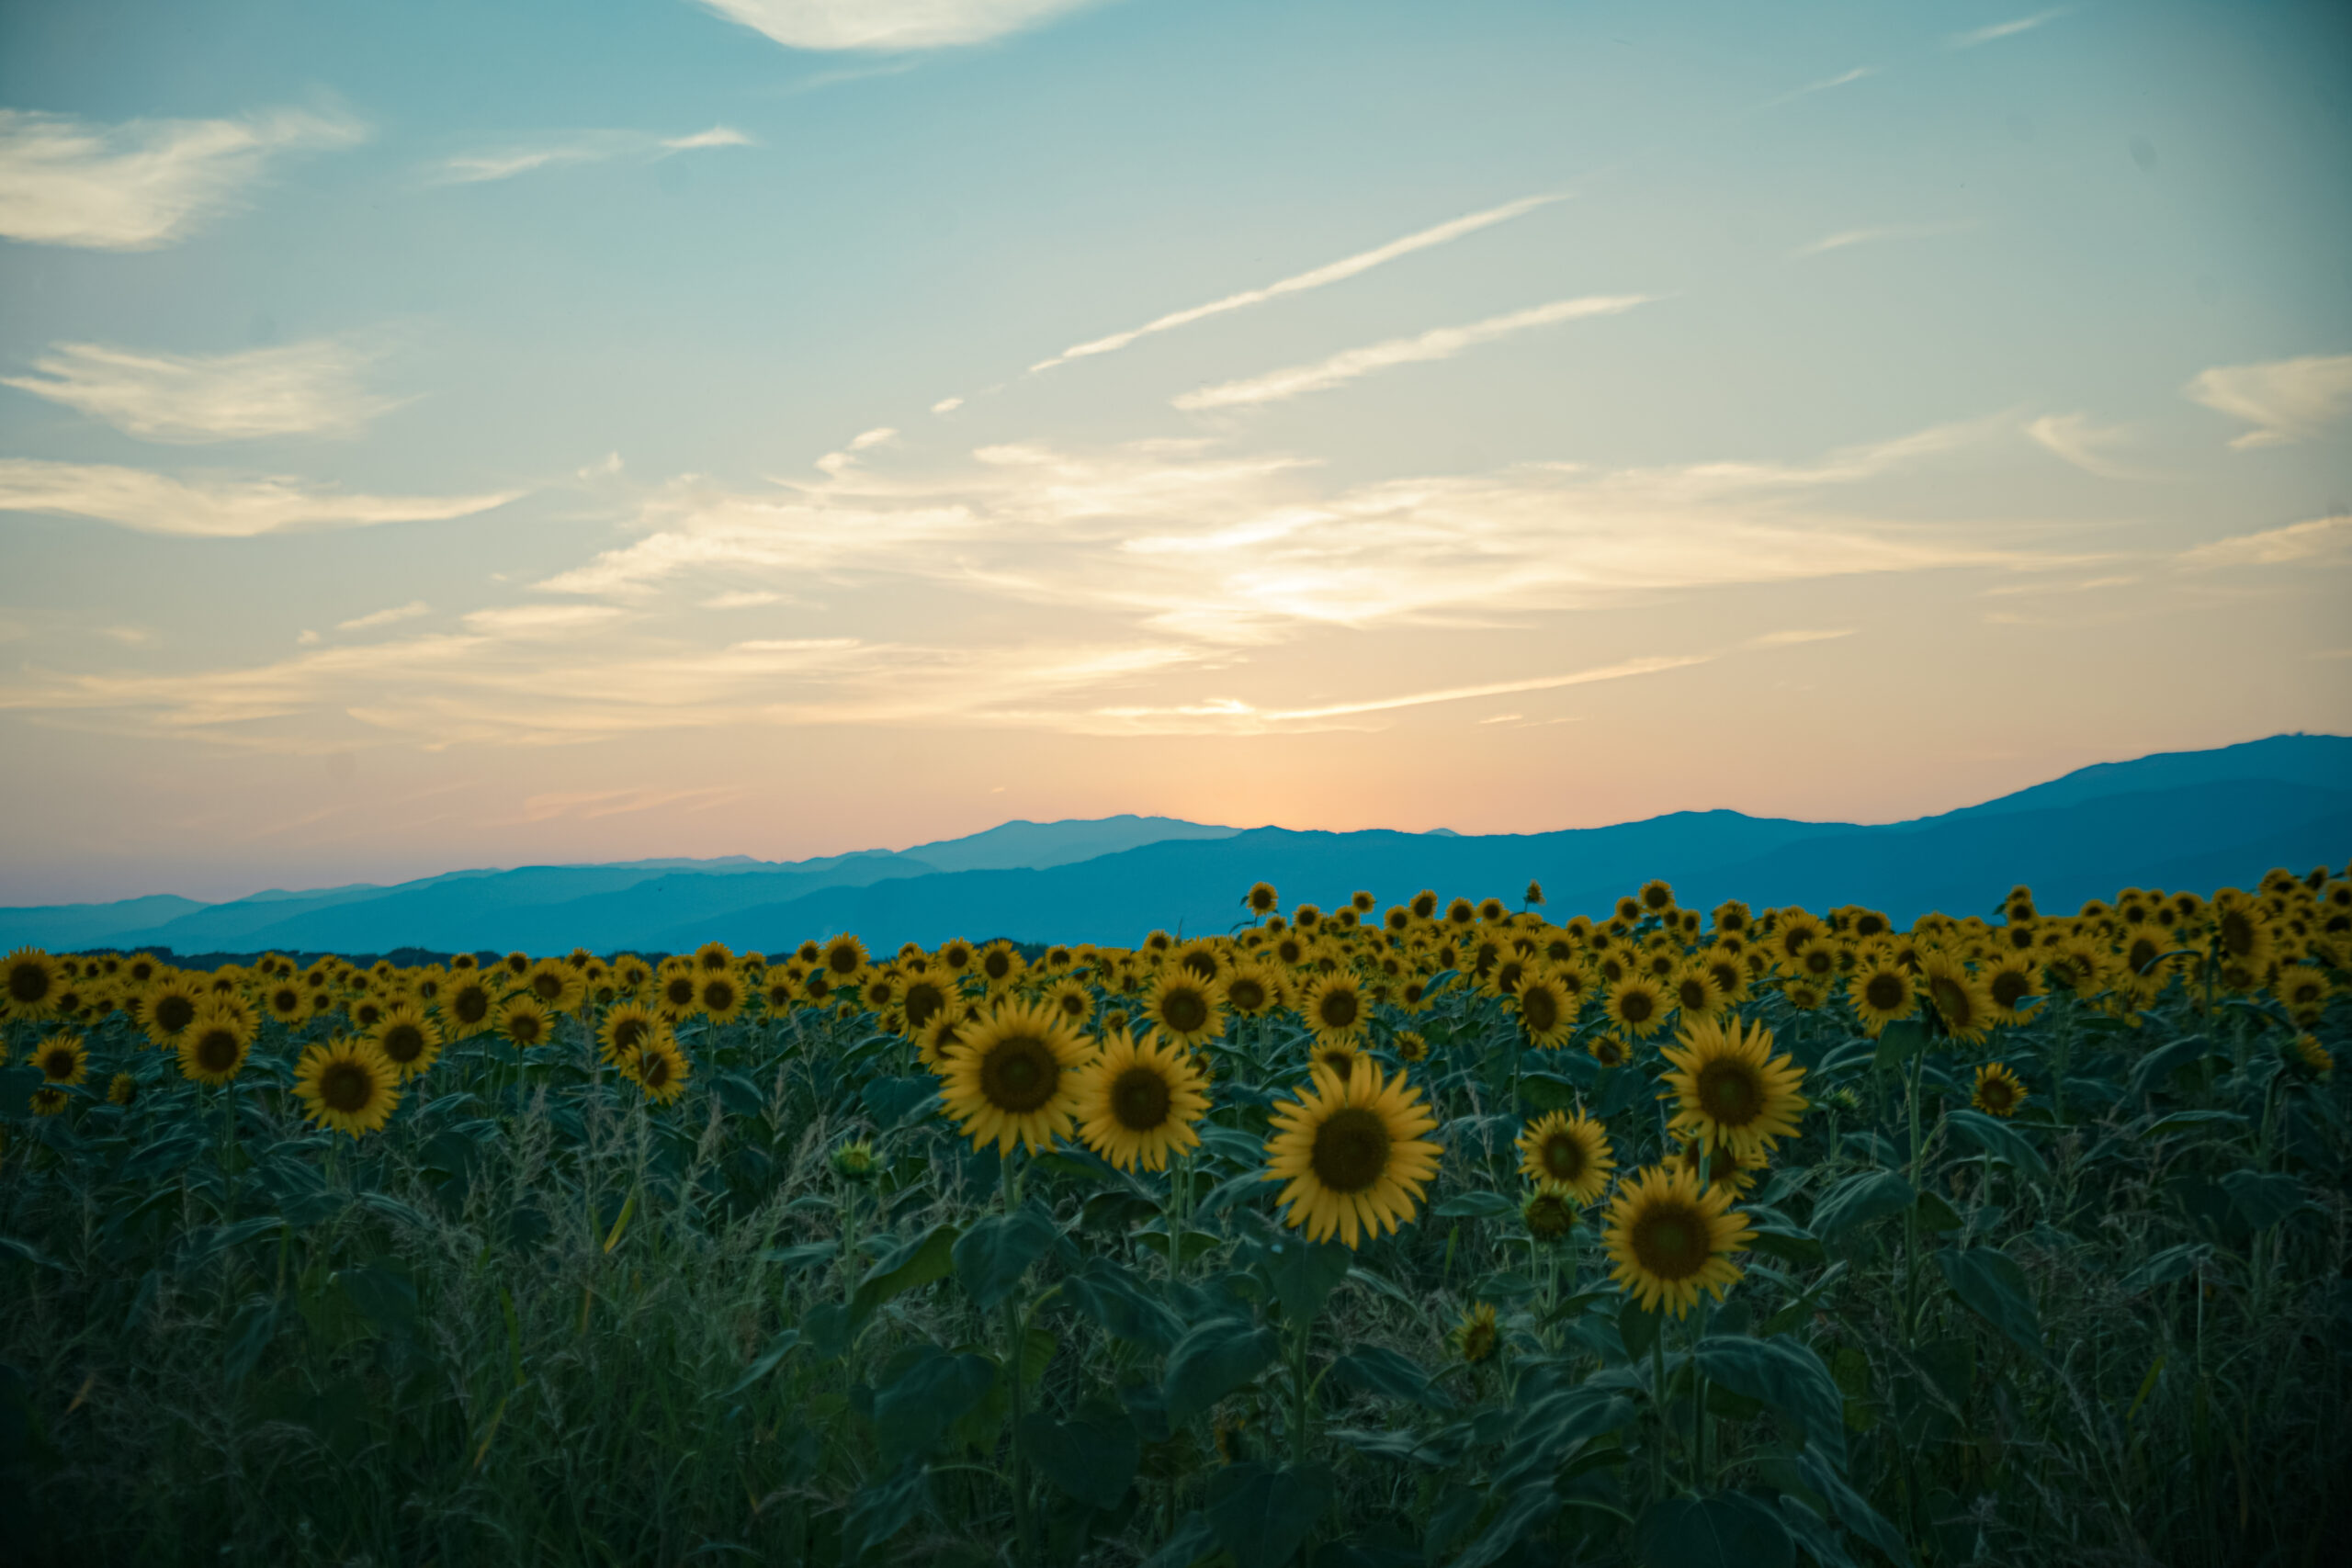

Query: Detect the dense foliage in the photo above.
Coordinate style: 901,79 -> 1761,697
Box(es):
3,870 -> 2347,1566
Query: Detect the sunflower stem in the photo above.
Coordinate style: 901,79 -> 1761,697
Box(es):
1691,1144 -> 1711,1492
1290,1308 -> 1315,1468
1649,1319 -> 1669,1501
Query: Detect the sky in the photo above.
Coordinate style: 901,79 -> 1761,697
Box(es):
1,0 -> 2348,906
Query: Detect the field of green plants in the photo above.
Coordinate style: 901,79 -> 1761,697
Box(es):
2,872 -> 2346,1566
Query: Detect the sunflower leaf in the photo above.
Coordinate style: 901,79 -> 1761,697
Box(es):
953,1201 -> 1063,1312
1696,1335 -> 1848,1471
1164,1317 -> 1279,1426
1937,1246 -> 2044,1360
1635,1492 -> 1794,1568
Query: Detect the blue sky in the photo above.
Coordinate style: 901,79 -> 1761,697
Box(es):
1,0 -> 2347,904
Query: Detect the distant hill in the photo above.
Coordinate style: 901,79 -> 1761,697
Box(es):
3,736 -> 2344,956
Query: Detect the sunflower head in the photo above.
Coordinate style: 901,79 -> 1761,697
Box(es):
296,1038 -> 401,1138
5,948 -> 60,1019
1659,1016 -> 1808,1159
1601,1164 -> 1754,1318
1074,1029 -> 1209,1172
177,1008 -> 254,1087
370,1003 -> 444,1080
1588,1034 -> 1631,1070
1301,973 -> 1367,1043
30,1086 -> 70,1117
107,1072 -> 139,1106
1261,1062 -> 1442,1248
938,1000 -> 1093,1156
1515,1109 -> 1616,1205
32,1032 -> 88,1086
1512,969 -> 1577,1047
1970,1062 -> 2028,1118
1522,1190 -> 1578,1240
830,1138 -> 880,1182
1395,1030 -> 1430,1064
631,1035 -> 693,1104
499,995 -> 553,1049
1605,976 -> 1667,1038
1146,972 -> 1225,1047
1452,1303 -> 1499,1364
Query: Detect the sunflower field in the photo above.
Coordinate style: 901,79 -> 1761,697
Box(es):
3,870 -> 2348,1566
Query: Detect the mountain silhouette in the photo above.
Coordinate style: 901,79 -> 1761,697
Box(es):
4,734 -> 2342,957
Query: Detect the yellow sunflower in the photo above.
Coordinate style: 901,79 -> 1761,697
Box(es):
654,965 -> 702,1018
1589,1034 -> 1631,1069
1921,953 -> 1995,1043
177,1007 -> 254,1087
32,1032 -> 87,1086
1515,1110 -> 1615,1205
1300,973 -> 1369,1044
1604,976 -> 1668,1039
1222,963 -> 1283,1018
1073,1028 -> 1210,1172
916,1004 -> 971,1071
1970,1063 -> 2028,1117
695,969 -> 747,1025
107,1072 -> 139,1106
1847,960 -> 1917,1034
938,999 -> 1093,1156
598,999 -> 662,1067
1669,966 -> 1726,1021
1658,1015 -> 1807,1159
441,975 -> 500,1038
370,1002 -> 444,1081
1453,1303 -> 1500,1363
1246,881 -> 1281,917
1310,1040 -> 1364,1079
1143,970 -> 1225,1048
1601,1164 -> 1754,1318
294,1038 -> 401,1138
1261,1062 -> 1442,1248
523,959 -> 587,1013
497,994 -> 554,1050
1395,1030 -> 1430,1064
975,942 -> 1024,989
899,967 -> 958,1033
142,976 -> 204,1045
4,947 -> 60,1020
630,1032 -> 693,1105
1668,1136 -> 1769,1197
1511,967 -> 1577,1048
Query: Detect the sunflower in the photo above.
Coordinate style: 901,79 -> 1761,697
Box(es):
177,1007 -> 255,1087
596,999 -> 660,1067
1245,881 -> 1281,917
497,994 -> 554,1049
1261,1062 -> 1442,1248
1782,978 -> 1828,1011
1301,973 -> 1368,1044
107,1072 -> 139,1106
1073,1029 -> 1209,1172
916,1005 -> 971,1071
1223,964 -> 1283,1018
630,1033 -> 693,1105
1970,1063 -> 2028,1118
442,976 -> 499,1038
1452,1303 -> 1500,1364
655,966 -> 702,1018
1036,976 -> 1092,1031
696,970 -> 747,1024
1983,954 -> 2040,1023
30,1086 -> 69,1116
900,968 -> 958,1032
1523,1190 -> 1577,1239
32,1032 -> 87,1086
1921,954 -> 1995,1043
1141,971 -> 1223,1048
525,959 -> 587,1013
938,999 -> 1093,1156
294,1038 -> 401,1137
262,981 -> 307,1027
1515,1110 -> 1615,1204
142,976 -> 203,1045
1601,1164 -> 1754,1318
4,947 -> 60,1020
1848,960 -> 1917,1034
2291,1033 -> 2335,1077
975,942 -> 1024,989
1659,1015 -> 1807,1159
1669,966 -> 1726,1021
1311,1040 -> 1364,1079
1589,1034 -> 1631,1069
821,933 -> 872,984
2278,967 -> 2331,1013
935,938 -> 978,976
1512,968 -> 1577,1048
1604,976 -> 1668,1039
370,1003 -> 444,1081
1395,1030 -> 1430,1064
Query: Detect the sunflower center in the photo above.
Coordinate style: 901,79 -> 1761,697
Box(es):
1630,1202 -> 1707,1281
154,994 -> 197,1032
1989,971 -> 2030,1008
195,1029 -> 240,1074
1522,986 -> 1560,1032
1161,989 -> 1209,1032
40,1048 -> 74,1080
1930,976 -> 1972,1021
613,1018 -> 650,1053
1317,988 -> 1360,1030
1110,1065 -> 1172,1132
321,1060 -> 376,1112
1542,1133 -> 1586,1181
642,1052 -> 673,1088
7,962 -> 51,1004
1694,1060 -> 1763,1126
1619,989 -> 1655,1023
1057,992 -> 1087,1019
2218,911 -> 2256,956
1981,1078 -> 2017,1111
980,1035 -> 1060,1113
1863,973 -> 1908,1011
983,953 -> 1012,980
273,988 -> 300,1013
702,980 -> 734,1011
510,1015 -> 544,1045
1308,1106 -> 1391,1194
905,983 -> 945,1029
455,987 -> 491,1024
380,1025 -> 424,1064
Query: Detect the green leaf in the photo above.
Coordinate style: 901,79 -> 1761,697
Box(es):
1432,1190 -> 1521,1220
1810,1170 -> 1914,1240
1204,1461 -> 1334,1568
1141,1511 -> 1218,1568
1164,1317 -> 1279,1426
1775,1495 -> 1859,1568
2116,1242 -> 2210,1296
2126,1034 -> 2213,1100
1491,1385 -> 1634,1492
1695,1335 -> 1848,1471
849,1221 -> 962,1325
952,1201 -> 1061,1312
1636,1493 -> 1794,1568
1452,1483 -> 1563,1568
1329,1345 -> 1452,1410
222,1295 -> 281,1386
1941,1109 -> 2050,1182
1516,1070 -> 1585,1111
1913,1192 -> 1963,1235
0,1235 -> 62,1271
1018,1407 -> 1141,1511
2144,1110 -> 2247,1138
840,1461 -> 929,1560
334,1263 -> 418,1337
2219,1169 -> 2304,1232
861,1074 -> 938,1130
1060,1257 -> 1184,1351
1937,1247 -> 2042,1359
1795,1449 -> 1911,1568
1259,1236 -> 1351,1325
1619,1299 -> 1664,1361
874,1348 -> 995,1462
1871,1021 -> 1928,1073
724,1329 -> 803,1397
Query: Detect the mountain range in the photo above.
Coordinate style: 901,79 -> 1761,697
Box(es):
3,735 -> 2344,958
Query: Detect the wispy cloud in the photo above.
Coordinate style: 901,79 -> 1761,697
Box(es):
0,459 -> 523,538
1768,66 -> 1877,107
0,107 -> 365,250
3,336 -> 397,442
2182,354 -> 2352,449
1032,193 -> 1566,373
434,125 -> 753,185
337,602 -> 431,632
931,396 -> 965,414
1946,9 -> 2069,50
1173,294 -> 1653,412
1792,220 -> 1971,258
2024,413 -> 2155,479
696,0 -> 1107,51
2177,514 -> 2351,569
